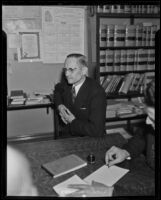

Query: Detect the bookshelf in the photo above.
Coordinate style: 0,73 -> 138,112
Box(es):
95,4 -> 159,128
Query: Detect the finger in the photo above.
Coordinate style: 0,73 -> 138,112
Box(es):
105,152 -> 110,165
108,158 -> 121,167
66,190 -> 83,197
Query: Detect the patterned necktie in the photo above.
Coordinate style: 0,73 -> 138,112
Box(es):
71,86 -> 76,103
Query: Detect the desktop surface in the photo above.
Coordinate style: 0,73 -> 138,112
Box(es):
13,134 -> 155,196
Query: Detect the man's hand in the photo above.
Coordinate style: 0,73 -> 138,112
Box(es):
105,146 -> 130,167
58,104 -> 75,124
66,181 -> 114,197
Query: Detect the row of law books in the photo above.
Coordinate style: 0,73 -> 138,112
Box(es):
100,49 -> 155,72
97,5 -> 160,14
106,100 -> 145,119
100,23 -> 158,47
101,73 -> 145,95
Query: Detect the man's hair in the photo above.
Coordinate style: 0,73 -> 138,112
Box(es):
66,53 -> 88,68
144,79 -> 155,107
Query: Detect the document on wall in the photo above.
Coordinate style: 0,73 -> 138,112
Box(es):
42,6 -> 85,63
84,165 -> 129,187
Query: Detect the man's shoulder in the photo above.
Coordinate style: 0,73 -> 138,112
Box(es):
86,77 -> 103,90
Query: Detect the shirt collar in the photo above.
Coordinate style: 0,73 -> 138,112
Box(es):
73,78 -> 86,96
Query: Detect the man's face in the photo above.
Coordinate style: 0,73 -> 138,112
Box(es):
145,107 -> 155,129
64,57 -> 85,85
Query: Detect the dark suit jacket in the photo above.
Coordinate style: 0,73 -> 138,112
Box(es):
123,124 -> 155,170
54,77 -> 107,137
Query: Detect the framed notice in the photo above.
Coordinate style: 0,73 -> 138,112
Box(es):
17,30 -> 42,62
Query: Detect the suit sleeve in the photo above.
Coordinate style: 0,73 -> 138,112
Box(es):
123,127 -> 146,158
70,87 -> 107,137
54,83 -> 64,108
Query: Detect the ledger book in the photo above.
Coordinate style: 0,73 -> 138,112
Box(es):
42,154 -> 87,178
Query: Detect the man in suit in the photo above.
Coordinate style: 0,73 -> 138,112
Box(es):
54,53 -> 106,137
105,79 -> 155,169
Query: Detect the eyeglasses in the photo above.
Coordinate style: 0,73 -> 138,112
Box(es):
63,67 -> 78,73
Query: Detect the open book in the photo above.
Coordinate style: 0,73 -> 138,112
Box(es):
42,154 -> 87,178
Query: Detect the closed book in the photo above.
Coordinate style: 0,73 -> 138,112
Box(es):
135,24 -> 143,47
120,73 -> 134,94
114,25 -> 125,47
115,77 -> 124,93
145,26 -> 151,46
105,76 -> 116,93
106,24 -> 114,47
100,24 -> 107,47
147,49 -> 155,70
105,50 -> 114,72
113,50 -> 121,72
150,25 -> 157,46
126,50 -> 135,71
120,50 -> 127,71
97,5 -> 103,13
125,25 -> 136,47
108,76 -> 118,93
135,74 -> 145,92
10,90 -> 24,99
130,74 -> 140,91
137,49 -> 147,71
100,50 -> 106,72
42,154 -> 87,178
103,75 -> 113,91
103,5 -> 111,13
111,76 -> 122,93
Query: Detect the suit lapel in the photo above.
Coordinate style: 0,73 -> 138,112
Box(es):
74,78 -> 89,106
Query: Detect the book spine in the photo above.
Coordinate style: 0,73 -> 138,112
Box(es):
105,50 -> 114,72
150,25 -> 157,46
106,24 -> 114,47
134,50 -> 138,71
114,25 -> 125,47
100,50 -> 106,72
126,50 -> 135,71
131,74 -> 140,91
147,49 -> 155,70
120,73 -> 134,94
124,5 -> 131,13
97,6 -> 103,13
145,26 -> 151,46
137,49 -> 146,71
103,5 -> 111,13
131,5 -> 136,13
135,24 -> 142,47
142,26 -> 146,46
117,5 -> 124,13
125,25 -> 136,47
111,5 -> 117,13
113,50 -> 121,72
120,50 -> 127,71
100,24 -> 107,47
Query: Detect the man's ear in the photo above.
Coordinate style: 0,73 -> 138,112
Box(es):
82,67 -> 88,76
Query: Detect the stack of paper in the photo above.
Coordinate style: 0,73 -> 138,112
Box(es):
53,175 -> 88,197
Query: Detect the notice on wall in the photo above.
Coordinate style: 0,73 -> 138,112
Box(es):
17,30 -> 42,62
42,6 -> 85,63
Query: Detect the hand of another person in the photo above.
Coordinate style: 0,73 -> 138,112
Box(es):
66,181 -> 114,197
105,146 -> 130,167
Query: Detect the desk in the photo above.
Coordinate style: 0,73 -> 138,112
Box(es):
14,134 -> 155,196
7,101 -> 56,140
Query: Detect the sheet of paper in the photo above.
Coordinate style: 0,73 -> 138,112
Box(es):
84,165 -> 129,187
53,175 -> 88,197
42,6 -> 85,63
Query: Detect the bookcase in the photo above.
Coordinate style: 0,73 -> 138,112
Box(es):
95,4 -> 160,130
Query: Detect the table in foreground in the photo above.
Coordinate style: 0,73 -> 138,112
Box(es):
14,134 -> 155,196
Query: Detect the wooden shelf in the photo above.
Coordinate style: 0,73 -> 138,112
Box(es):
100,70 -> 155,76
106,114 -> 146,122
100,46 -> 155,50
106,93 -> 144,99
97,13 -> 160,18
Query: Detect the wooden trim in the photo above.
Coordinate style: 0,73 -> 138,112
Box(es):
7,132 -> 54,144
